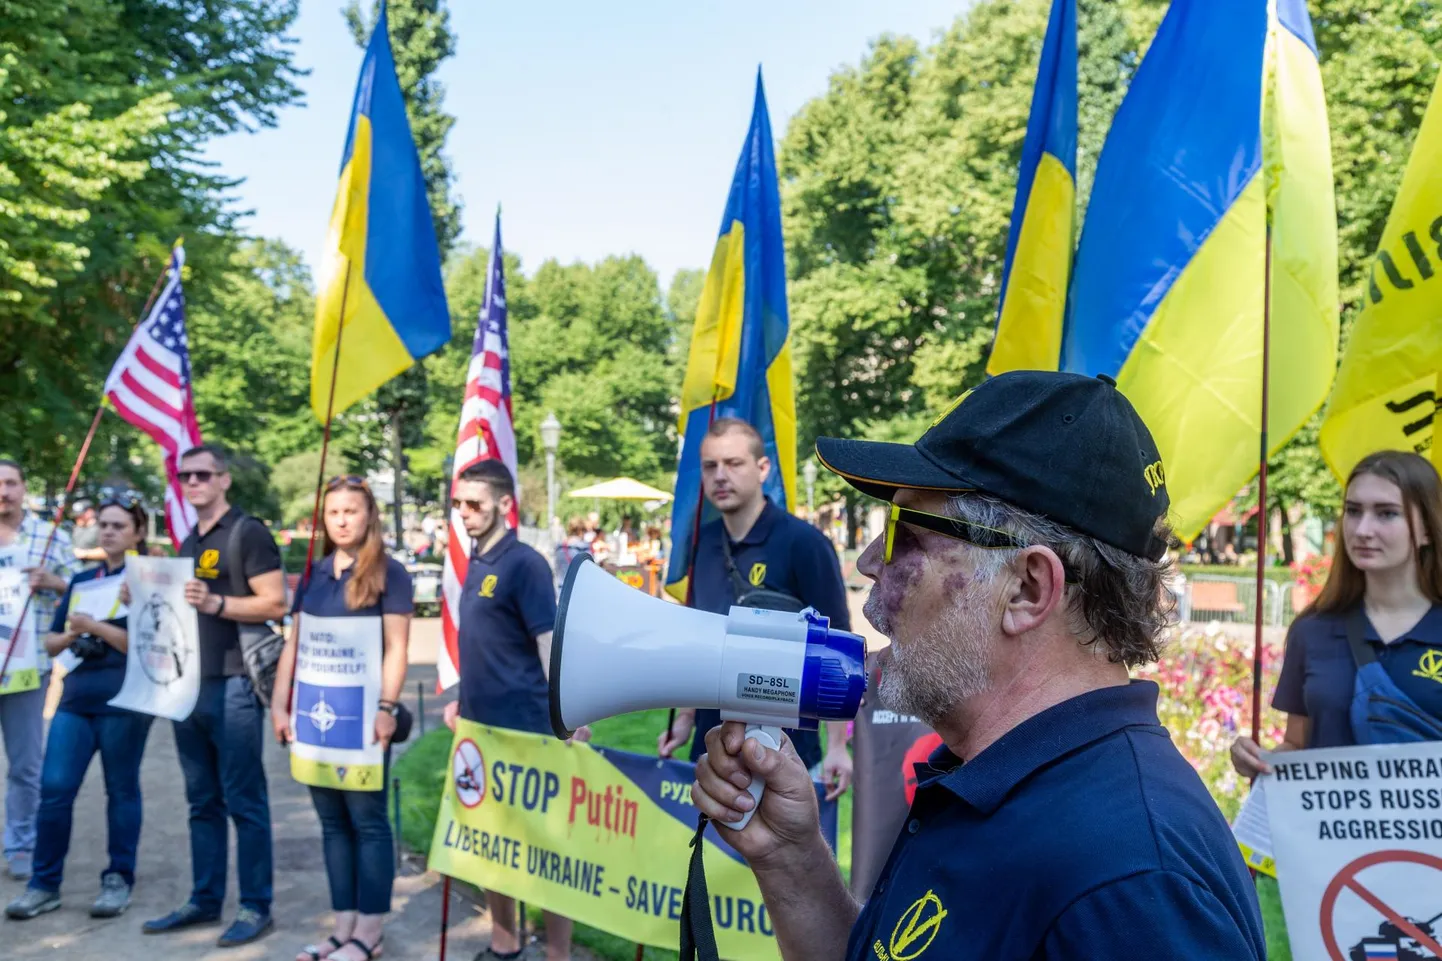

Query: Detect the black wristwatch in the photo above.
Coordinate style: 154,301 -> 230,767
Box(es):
378,700 -> 401,717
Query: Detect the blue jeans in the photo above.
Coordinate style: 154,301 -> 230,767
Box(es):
0,677 -> 46,860
30,709 -> 153,892
173,676 -> 272,915
309,770 -> 393,915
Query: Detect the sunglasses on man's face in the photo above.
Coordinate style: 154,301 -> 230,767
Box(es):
451,498 -> 491,513
883,502 -> 1028,564
178,470 -> 217,484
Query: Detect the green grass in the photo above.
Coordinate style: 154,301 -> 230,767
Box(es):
394,716 -> 1278,961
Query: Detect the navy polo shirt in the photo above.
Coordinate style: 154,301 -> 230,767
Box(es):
847,681 -> 1265,961
689,500 -> 850,771
50,564 -> 129,716
457,530 -> 556,734
299,554 -> 414,619
1274,605 -> 1442,748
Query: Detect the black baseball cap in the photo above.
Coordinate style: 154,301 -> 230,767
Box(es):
815,370 -> 1170,560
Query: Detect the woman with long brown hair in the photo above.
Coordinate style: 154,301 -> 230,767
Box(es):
1232,450 -> 1442,777
270,476 -> 412,961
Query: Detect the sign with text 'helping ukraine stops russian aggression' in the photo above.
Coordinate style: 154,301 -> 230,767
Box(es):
1265,742 -> 1442,961
428,722 -> 839,960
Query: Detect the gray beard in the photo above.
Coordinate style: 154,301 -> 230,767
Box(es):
876,584 -> 994,728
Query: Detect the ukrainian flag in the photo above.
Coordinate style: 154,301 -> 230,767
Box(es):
1320,73 -> 1442,479
665,72 -> 796,601
1064,0 -> 1337,541
986,0 -> 1076,376
310,1 -> 450,420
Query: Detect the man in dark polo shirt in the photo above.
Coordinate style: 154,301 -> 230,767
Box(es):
442,460 -> 586,961
142,444 -> 286,948
690,372 -> 1266,961
657,418 -> 854,798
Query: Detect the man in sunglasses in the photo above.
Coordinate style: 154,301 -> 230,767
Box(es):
689,371 -> 1266,961
143,444 -> 286,947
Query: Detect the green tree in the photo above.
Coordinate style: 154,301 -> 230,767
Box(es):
0,0 -> 302,489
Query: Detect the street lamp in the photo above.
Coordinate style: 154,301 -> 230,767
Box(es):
540,412 -> 561,533
802,459 -> 818,523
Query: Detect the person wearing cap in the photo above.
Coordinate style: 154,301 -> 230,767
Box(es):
689,371 -> 1266,960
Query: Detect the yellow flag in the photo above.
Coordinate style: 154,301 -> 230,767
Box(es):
1320,73 -> 1442,480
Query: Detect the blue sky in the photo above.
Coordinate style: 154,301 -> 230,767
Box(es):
204,0 -> 970,289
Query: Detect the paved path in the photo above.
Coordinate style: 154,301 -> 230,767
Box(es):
0,619 -> 569,961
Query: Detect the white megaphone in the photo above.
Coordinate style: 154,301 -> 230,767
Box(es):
549,554 -> 866,828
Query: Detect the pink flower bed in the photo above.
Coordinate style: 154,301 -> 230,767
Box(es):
1134,624 -> 1286,820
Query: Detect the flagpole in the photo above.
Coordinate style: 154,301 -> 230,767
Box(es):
1250,226 -> 1274,748
299,261 -> 354,602
0,252 -> 171,683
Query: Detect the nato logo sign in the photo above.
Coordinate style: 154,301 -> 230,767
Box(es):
295,682 -> 365,750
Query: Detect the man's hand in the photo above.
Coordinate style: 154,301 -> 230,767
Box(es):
443,700 -> 459,732
24,568 -> 67,593
117,583 -> 131,607
271,704 -> 292,745
821,745 -> 853,801
183,580 -> 219,614
657,710 -> 695,759
691,721 -> 821,870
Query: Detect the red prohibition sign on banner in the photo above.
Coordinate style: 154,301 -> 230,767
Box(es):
1319,849 -> 1442,961
452,738 -> 486,809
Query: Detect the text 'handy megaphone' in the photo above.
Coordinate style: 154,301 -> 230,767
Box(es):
549,554 -> 866,828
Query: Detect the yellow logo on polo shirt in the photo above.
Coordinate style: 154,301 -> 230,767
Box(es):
880,890 -> 947,961
1413,649 -> 1442,685
197,549 -> 220,580
748,563 -> 767,587
479,574 -> 498,599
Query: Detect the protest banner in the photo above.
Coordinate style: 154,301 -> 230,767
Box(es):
0,547 -> 40,695
289,613 -> 384,791
1265,742 -> 1442,961
110,555 -> 200,720
428,721 -> 839,960
850,697 -> 937,898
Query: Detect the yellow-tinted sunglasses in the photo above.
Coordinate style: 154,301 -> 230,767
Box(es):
884,502 -> 1026,563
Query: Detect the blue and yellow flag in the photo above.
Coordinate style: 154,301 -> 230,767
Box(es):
986,0 -> 1076,376
1063,0 -> 1337,541
666,72 -> 796,601
1320,73 -> 1442,480
310,1 -> 450,420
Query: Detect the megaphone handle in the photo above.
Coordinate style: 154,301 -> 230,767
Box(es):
731,725 -> 782,831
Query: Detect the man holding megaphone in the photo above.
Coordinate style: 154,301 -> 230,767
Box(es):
656,418 -> 855,799
689,372 -> 1267,961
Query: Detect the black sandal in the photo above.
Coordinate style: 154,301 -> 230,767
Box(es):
340,935 -> 383,960
483,947 -> 523,960
300,936 -> 344,961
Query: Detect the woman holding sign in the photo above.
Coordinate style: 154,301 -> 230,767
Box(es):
270,476 -> 411,961
5,499 -> 154,922
1231,450 -> 1442,778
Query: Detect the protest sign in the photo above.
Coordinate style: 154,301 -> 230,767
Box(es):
1265,742 -> 1442,961
428,722 -> 839,961
850,697 -> 937,898
56,572 -> 127,674
289,613 -> 384,791
0,547 -> 40,695
110,555 -> 200,720
1231,783 -> 1277,879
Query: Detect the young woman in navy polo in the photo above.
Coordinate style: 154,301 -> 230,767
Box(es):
269,476 -> 412,961
1231,450 -> 1442,777
5,500 -> 154,922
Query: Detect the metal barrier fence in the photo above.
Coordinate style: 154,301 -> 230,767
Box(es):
1179,574 -> 1305,628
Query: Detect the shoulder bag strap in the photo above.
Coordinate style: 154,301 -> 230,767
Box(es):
718,532 -> 752,601
679,815 -> 722,961
1345,608 -> 1378,668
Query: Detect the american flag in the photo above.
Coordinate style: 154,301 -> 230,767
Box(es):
104,246 -> 203,549
438,213 -> 518,691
